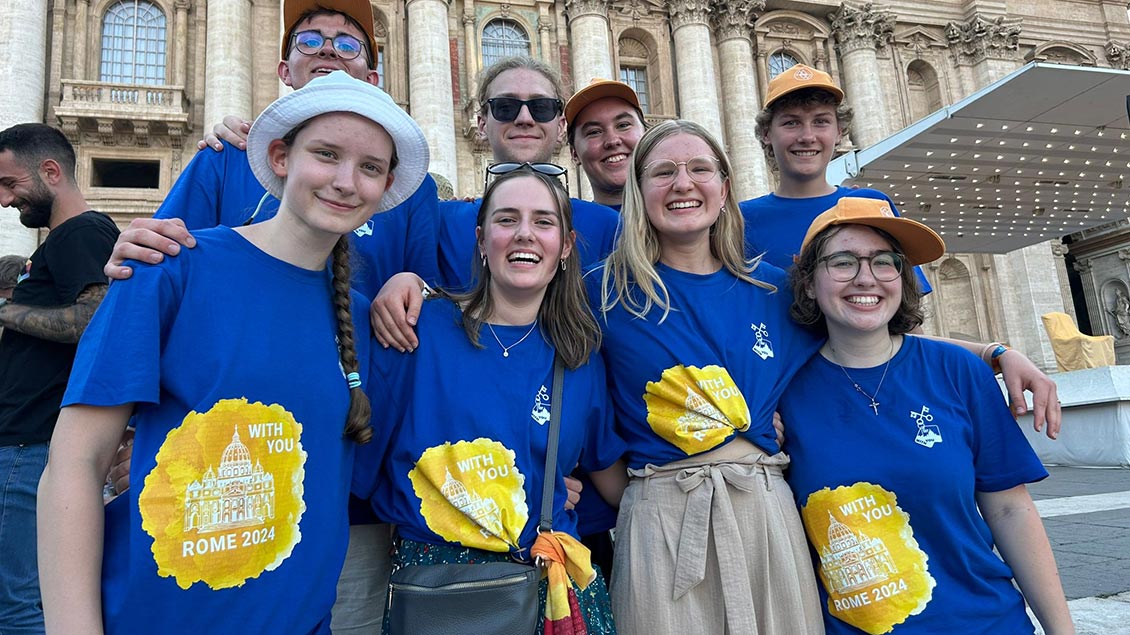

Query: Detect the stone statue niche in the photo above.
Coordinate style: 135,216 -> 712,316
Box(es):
1103,280 -> 1130,340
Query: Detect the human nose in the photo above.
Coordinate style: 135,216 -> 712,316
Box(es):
670,164 -> 694,190
332,164 -> 357,194
602,130 -> 622,148
514,216 -> 535,240
0,189 -> 12,207
513,103 -> 536,125
316,36 -> 338,58
852,258 -> 878,285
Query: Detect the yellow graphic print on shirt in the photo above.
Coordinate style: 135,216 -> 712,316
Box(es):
410,438 -> 528,552
139,398 -> 306,590
644,364 -> 751,455
802,483 -> 935,634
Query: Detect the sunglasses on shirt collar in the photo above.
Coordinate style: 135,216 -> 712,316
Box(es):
482,97 -> 563,123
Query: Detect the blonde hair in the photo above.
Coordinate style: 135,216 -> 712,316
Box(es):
600,120 -> 775,323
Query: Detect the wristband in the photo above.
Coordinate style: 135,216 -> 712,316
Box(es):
989,344 -> 1009,375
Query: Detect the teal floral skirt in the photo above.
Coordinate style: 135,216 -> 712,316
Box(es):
384,537 -> 616,634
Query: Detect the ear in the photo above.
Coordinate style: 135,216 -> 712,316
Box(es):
364,70 -> 380,87
476,112 -> 487,139
278,61 -> 294,87
720,175 -> 731,203
555,116 -> 566,144
805,284 -> 816,299
561,229 -> 575,261
267,139 -> 290,179
38,159 -> 64,186
569,144 -> 580,165
475,224 -> 485,259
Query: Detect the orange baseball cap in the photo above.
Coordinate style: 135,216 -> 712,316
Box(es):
565,78 -> 642,126
281,0 -> 378,68
764,64 -> 844,109
800,197 -> 945,266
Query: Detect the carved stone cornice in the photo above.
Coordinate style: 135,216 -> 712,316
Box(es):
1106,41 -> 1130,70
173,0 -> 189,11
828,2 -> 894,55
667,0 -> 711,30
1073,258 -> 1092,274
945,14 -> 1022,64
563,0 -> 610,22
710,0 -> 763,43
616,0 -> 655,23
537,15 -> 552,33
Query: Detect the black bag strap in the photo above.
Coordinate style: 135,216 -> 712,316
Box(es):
539,354 -> 564,532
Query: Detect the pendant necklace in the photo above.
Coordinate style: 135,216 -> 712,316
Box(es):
486,319 -> 539,358
828,337 -> 895,416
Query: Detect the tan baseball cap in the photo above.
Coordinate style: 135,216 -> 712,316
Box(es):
565,78 -> 642,126
281,0 -> 378,68
800,197 -> 945,266
764,64 -> 844,109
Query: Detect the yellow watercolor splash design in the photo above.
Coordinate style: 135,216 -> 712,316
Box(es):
644,364 -> 751,455
410,438 -> 528,552
802,483 -> 935,634
139,398 -> 307,590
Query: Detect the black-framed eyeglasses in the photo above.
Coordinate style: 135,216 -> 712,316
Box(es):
291,30 -> 365,60
641,156 -> 723,187
482,97 -> 563,123
818,251 -> 905,282
484,162 -> 569,194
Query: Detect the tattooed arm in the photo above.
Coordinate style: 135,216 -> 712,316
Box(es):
0,283 -> 108,343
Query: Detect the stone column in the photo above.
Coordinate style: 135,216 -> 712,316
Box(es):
175,0 -> 190,86
944,14 -> 1023,88
204,0 -> 253,130
667,0 -> 722,142
407,0 -> 458,190
462,2 -> 478,98
992,244 -> 1063,371
538,15 -> 553,65
828,2 -> 894,149
73,0 -> 90,78
0,0 -> 48,255
712,0 -> 768,200
563,0 -> 613,87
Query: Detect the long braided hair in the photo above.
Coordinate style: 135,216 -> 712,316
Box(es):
330,236 -> 372,443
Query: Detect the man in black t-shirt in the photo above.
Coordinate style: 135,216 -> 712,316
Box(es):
0,123 -> 118,634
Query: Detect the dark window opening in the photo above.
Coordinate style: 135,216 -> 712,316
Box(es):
92,158 -> 159,188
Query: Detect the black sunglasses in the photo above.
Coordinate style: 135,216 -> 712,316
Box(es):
482,97 -> 563,123
484,162 -> 569,193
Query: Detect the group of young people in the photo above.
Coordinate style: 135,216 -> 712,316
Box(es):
31,0 -> 1074,633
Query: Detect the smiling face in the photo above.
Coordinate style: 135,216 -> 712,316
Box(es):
477,68 -> 565,165
269,112 -> 395,240
570,97 -> 645,205
278,13 -> 378,89
0,150 -> 55,229
811,225 -> 903,341
476,174 -> 573,306
639,132 -> 729,250
762,102 -> 842,190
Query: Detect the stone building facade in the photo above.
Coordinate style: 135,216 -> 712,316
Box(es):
3,0 -> 1130,367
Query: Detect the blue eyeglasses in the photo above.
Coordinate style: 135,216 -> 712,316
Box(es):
291,30 -> 365,60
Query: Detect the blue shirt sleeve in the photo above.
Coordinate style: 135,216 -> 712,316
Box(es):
154,142 -> 267,229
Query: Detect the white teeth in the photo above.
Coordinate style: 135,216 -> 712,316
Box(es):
847,296 -> 879,306
793,150 -> 819,156
508,252 -> 541,264
604,154 -> 627,164
668,201 -> 700,210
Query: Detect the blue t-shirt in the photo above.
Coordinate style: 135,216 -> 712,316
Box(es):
438,197 -> 620,291
779,336 -> 1047,635
739,187 -> 933,294
354,298 -> 625,556
64,227 -> 371,635
155,141 -> 442,297
589,263 -> 822,470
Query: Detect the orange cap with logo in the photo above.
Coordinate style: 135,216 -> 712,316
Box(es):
800,197 -> 945,266
280,0 -> 378,68
564,78 -> 642,126
764,64 -> 844,109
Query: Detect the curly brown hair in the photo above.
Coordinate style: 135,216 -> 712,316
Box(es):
789,224 -> 924,336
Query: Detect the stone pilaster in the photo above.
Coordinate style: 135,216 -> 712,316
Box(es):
667,0 -> 722,141
175,0 -> 190,86
73,0 -> 90,78
945,14 -> 1022,86
829,2 -> 894,149
0,0 -> 48,255
462,6 -> 478,104
407,0 -> 458,190
204,0 -> 253,130
563,0 -> 613,89
711,0 -> 768,200
1105,41 -> 1130,70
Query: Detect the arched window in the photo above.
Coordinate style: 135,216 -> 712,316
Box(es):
768,51 -> 799,78
481,19 -> 530,69
101,0 -> 167,85
618,37 -> 652,114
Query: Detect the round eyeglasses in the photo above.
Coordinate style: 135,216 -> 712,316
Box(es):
818,251 -> 905,282
484,162 -> 570,193
641,156 -> 723,187
291,30 -> 365,61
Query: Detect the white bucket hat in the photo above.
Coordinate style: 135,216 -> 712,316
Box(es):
247,70 -> 430,212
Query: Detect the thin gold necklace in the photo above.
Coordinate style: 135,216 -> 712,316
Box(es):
828,337 -> 895,416
486,320 -> 538,358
